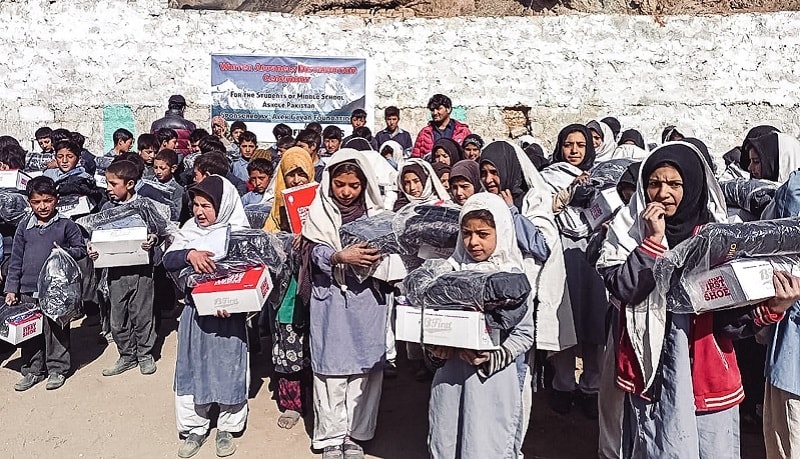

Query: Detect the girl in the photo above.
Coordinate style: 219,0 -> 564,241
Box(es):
587,120 -> 618,163
597,142 -> 800,458
300,149 -> 390,459
449,160 -> 483,206
378,140 -> 404,170
211,116 -> 232,147
431,137 -> 464,166
432,161 -> 450,190
392,158 -> 451,211
551,124 -> 597,172
421,192 -> 534,459
461,133 -> 484,161
262,147 -> 315,430
164,175 -> 251,459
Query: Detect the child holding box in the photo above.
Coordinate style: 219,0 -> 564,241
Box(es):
5,176 -> 87,391
163,175 -> 251,458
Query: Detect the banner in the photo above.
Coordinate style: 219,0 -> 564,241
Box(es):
211,54 -> 369,144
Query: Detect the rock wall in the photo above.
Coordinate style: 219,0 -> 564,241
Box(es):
0,0 -> 798,155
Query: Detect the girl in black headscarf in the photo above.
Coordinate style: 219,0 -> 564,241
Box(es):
552,124 -> 597,172
431,138 -> 464,166
449,160 -> 483,205
479,141 -> 530,210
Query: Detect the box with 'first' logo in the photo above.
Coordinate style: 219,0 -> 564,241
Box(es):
191,266 -> 272,316
685,259 -> 777,313
0,310 -> 43,345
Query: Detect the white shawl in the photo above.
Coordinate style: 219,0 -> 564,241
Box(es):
396,157 -> 452,205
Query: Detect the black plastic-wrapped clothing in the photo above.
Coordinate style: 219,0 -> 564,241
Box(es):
0,192 -> 30,225
244,205 -> 272,229
393,204 -> 462,254
573,159 -> 634,208
37,248 -> 83,327
76,198 -> 176,238
654,218 -> 800,312
719,178 -> 778,216
340,212 -> 401,255
0,303 -> 40,338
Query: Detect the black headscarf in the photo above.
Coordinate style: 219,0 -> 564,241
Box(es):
330,160 -> 367,224
601,116 -> 621,139
740,125 -> 781,172
188,175 -> 224,215
431,138 -> 464,165
619,129 -> 646,149
723,147 -> 741,167
682,137 -> 716,174
431,161 -> 451,180
616,161 -> 640,203
524,143 -> 549,170
450,160 -> 482,191
479,141 -> 529,209
552,124 -> 596,171
746,133 -> 781,182
641,144 -> 711,247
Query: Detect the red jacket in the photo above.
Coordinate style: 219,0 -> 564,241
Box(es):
412,120 -> 471,158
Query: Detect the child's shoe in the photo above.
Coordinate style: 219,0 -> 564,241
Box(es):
139,355 -> 157,375
177,433 -> 206,458
45,373 -> 65,390
14,373 -> 45,391
215,431 -> 236,457
101,358 -> 138,376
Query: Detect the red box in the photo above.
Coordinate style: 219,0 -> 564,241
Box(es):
191,266 -> 272,316
282,183 -> 319,233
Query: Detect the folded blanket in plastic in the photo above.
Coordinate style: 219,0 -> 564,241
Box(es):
393,204 -> 461,254
575,159 -> 635,197
0,303 -> 40,338
38,248 -> 82,327
0,191 -> 30,224
654,218 -> 800,313
244,205 -> 272,229
340,212 -> 402,255
76,197 -> 176,238
720,178 -> 778,216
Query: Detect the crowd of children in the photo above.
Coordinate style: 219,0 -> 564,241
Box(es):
1,91 -> 800,459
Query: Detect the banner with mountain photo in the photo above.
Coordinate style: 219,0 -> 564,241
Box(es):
211,54 -> 369,143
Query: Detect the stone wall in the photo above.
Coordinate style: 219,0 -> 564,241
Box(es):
0,0 -> 798,156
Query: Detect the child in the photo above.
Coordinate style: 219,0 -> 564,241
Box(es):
230,121 -> 247,146
270,123 -> 293,160
89,160 -> 159,377
5,176 -> 87,391
0,143 -> 27,172
43,140 -> 102,212
163,175 -> 251,458
418,192 -> 535,458
374,106 -> 413,153
26,126 -> 56,172
349,108 -> 367,133
137,133 -> 159,180
144,149 -> 184,222
295,129 -> 324,182
156,128 -> 178,152
322,126 -> 343,157
231,131 -> 257,182
106,128 -> 134,157
241,158 -> 273,208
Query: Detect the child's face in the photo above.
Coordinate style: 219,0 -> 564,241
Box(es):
284,168 -> 309,189
351,116 -> 366,129
193,168 -> 207,184
161,139 -> 177,151
139,147 -> 156,165
461,217 -> 497,263
463,144 -> 480,160
37,137 -> 53,152
56,148 -> 80,173
29,192 -> 57,222
239,140 -> 256,160
331,171 -> 363,207
450,178 -> 476,206
153,159 -> 175,183
385,115 -> 399,131
106,172 -> 134,202
402,172 -> 423,198
249,170 -> 271,194
117,138 -> 133,153
231,128 -> 244,143
192,195 -> 217,227
434,148 -> 451,166
324,137 -> 340,155
439,172 -> 449,190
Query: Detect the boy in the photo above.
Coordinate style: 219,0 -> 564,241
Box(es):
26,127 -> 56,172
322,126 -> 343,157
146,149 -> 184,222
106,128 -> 134,157
295,129 -> 324,182
375,106 -> 413,153
241,158 -> 274,207
137,133 -> 159,180
156,128 -> 178,152
269,123 -> 293,161
6,176 -> 87,391
350,108 -> 367,134
89,160 -> 159,377
231,131 -> 257,182
230,121 -> 247,146
44,140 -> 102,211
0,144 -> 26,171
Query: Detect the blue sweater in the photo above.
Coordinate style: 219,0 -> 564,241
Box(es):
5,214 -> 87,295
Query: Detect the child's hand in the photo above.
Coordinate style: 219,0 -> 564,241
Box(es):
766,271 -> 800,314
141,234 -> 158,250
87,244 -> 99,261
458,349 -> 491,366
215,309 -> 231,318
427,345 -> 454,360
500,189 -> 514,207
4,293 -> 17,305
332,242 -> 381,268
187,250 -> 216,274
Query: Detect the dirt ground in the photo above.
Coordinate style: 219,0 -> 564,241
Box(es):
0,314 -> 767,458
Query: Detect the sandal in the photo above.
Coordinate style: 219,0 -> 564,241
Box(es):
342,438 -> 365,459
277,410 -> 302,429
322,445 -> 343,459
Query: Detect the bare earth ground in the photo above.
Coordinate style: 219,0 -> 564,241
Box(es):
0,314 -> 766,459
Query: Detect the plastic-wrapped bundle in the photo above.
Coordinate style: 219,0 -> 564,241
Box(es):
0,303 -> 40,338
76,197 -> 176,238
0,191 -> 30,224
38,248 -> 82,327
95,156 -> 114,172
720,178 -> 777,216
556,206 -> 591,238
394,204 -> 462,254
584,159 -> 634,191
244,205 -> 272,229
340,212 -> 401,255
654,218 -> 800,312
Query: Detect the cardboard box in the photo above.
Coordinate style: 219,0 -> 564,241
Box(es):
95,172 -> 108,189
192,266 -> 272,316
282,182 -> 319,233
58,195 -> 94,217
91,226 -> 149,268
395,304 -> 500,351
685,259 -> 776,313
0,170 -> 31,190
0,311 -> 43,345
583,188 -> 623,230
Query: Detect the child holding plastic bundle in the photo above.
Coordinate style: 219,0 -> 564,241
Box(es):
261,147 -> 315,429
163,175 -> 251,459
415,192 -> 534,459
89,160 -> 161,377
299,149 -> 389,459
241,158 -> 274,208
43,140 -> 103,212
146,149 -> 184,222
5,176 -> 87,391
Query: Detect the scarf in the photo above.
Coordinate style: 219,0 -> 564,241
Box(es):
264,147 -> 316,233
450,160 -> 483,192
431,162 -> 451,180
587,120 -> 618,162
395,158 -> 451,210
480,141 -> 530,210
379,140 -> 404,170
747,132 -> 800,183
552,124 -> 597,171
619,129 -> 646,150
431,137 -> 464,165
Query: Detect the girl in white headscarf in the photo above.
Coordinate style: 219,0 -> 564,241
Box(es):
392,158 -> 452,211
587,120 -> 618,163
417,192 -> 534,459
163,175 -> 251,458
